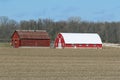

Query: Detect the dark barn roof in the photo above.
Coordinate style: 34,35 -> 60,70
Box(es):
14,30 -> 50,39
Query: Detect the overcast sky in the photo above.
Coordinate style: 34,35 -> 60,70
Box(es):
0,0 -> 120,22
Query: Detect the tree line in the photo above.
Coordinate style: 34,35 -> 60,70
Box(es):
0,16 -> 120,43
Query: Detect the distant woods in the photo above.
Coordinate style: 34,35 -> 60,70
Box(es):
0,16 -> 120,43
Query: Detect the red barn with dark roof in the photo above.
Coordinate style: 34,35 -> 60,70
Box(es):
11,30 -> 50,48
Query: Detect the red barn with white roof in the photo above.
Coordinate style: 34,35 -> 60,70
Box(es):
54,33 -> 102,49
11,30 -> 50,48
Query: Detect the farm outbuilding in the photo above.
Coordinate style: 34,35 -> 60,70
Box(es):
54,33 -> 102,49
11,30 -> 50,48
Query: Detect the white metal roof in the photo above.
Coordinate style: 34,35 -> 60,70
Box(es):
60,33 -> 102,44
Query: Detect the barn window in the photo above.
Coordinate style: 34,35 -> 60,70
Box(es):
94,44 -> 96,46
86,44 -> 89,46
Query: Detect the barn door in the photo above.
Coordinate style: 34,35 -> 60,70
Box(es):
14,39 -> 19,48
58,38 -> 62,48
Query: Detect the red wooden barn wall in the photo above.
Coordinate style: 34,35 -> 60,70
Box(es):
11,30 -> 50,48
20,39 -> 50,47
